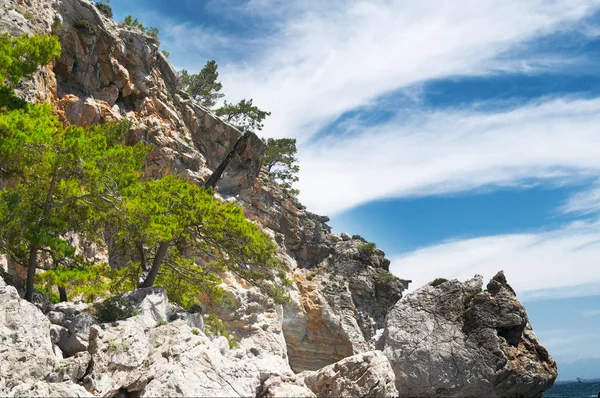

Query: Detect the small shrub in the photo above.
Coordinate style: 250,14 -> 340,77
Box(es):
95,3 -> 113,18
93,297 -> 138,323
358,242 -> 377,255
352,234 -> 367,243
160,50 -> 170,58
121,15 -> 159,41
430,278 -> 448,287
33,285 -> 60,304
23,11 -> 34,20
378,271 -> 399,287
204,313 -> 237,349
191,328 -> 199,335
158,320 -> 167,326
73,19 -> 93,32
306,271 -> 317,281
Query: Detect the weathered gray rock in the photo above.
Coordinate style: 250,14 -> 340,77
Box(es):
258,375 -> 316,398
8,381 -> 92,397
68,313 -> 97,341
47,351 -> 91,383
115,286 -> 172,329
50,323 -> 88,357
382,272 -> 557,397
0,285 -> 56,395
84,316 -> 298,397
174,311 -> 204,331
282,239 -> 406,372
303,351 -> 398,398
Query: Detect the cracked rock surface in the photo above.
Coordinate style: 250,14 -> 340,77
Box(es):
381,272 -> 557,397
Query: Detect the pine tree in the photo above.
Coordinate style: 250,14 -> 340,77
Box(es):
215,98 -> 270,133
0,106 -> 148,301
178,61 -> 224,108
262,138 -> 300,195
110,176 -> 290,308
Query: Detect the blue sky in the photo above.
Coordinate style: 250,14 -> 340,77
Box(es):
111,0 -> 600,380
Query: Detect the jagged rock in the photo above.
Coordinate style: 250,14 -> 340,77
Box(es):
174,312 -> 204,331
49,301 -> 89,327
340,232 -> 351,241
200,283 -> 289,360
258,375 -> 316,398
282,239 -> 406,372
381,272 -> 557,397
115,286 -> 172,329
50,323 -> 88,358
68,313 -> 97,341
8,381 -> 92,397
303,351 -> 398,398
47,351 -> 91,383
0,285 -> 56,395
84,316 -> 298,397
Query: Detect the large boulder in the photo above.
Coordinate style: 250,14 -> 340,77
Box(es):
0,284 -> 57,395
84,317 -> 305,397
381,272 -> 557,397
303,351 -> 398,397
115,286 -> 172,329
8,381 -> 92,397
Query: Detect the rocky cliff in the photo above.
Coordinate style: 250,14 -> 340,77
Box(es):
0,0 -> 557,396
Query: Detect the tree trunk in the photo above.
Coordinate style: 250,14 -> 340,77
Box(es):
24,245 -> 38,302
58,286 -> 68,302
25,165 -> 60,302
204,132 -> 250,189
138,241 -> 170,288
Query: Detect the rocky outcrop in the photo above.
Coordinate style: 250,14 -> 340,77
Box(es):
0,283 -> 58,395
381,272 -> 557,397
302,351 -> 398,397
283,238 -> 406,372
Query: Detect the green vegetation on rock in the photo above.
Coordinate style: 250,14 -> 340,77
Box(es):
262,138 -> 300,196
178,61 -> 224,108
430,278 -> 448,287
122,15 -> 159,41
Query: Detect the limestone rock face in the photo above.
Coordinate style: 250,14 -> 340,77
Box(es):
303,351 -> 398,398
382,272 -> 557,397
8,381 -> 92,397
258,375 -> 317,398
84,314 -> 307,397
116,286 -> 172,329
0,284 -> 57,394
283,238 -> 406,372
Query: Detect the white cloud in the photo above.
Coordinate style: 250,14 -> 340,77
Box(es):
561,181 -> 600,215
216,0 -> 600,142
297,97 -> 600,215
156,1 -> 600,216
389,218 -> 600,300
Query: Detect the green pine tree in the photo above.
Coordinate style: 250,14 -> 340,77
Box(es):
178,61 -> 224,108
262,138 -> 300,195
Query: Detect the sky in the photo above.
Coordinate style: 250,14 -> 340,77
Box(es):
111,0 -> 600,380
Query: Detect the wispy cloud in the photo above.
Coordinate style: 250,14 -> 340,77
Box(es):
298,97 -> 600,215
561,181 -> 600,215
389,218 -> 600,300
217,0 -> 600,142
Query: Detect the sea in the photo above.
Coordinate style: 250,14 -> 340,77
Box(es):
544,380 -> 600,398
